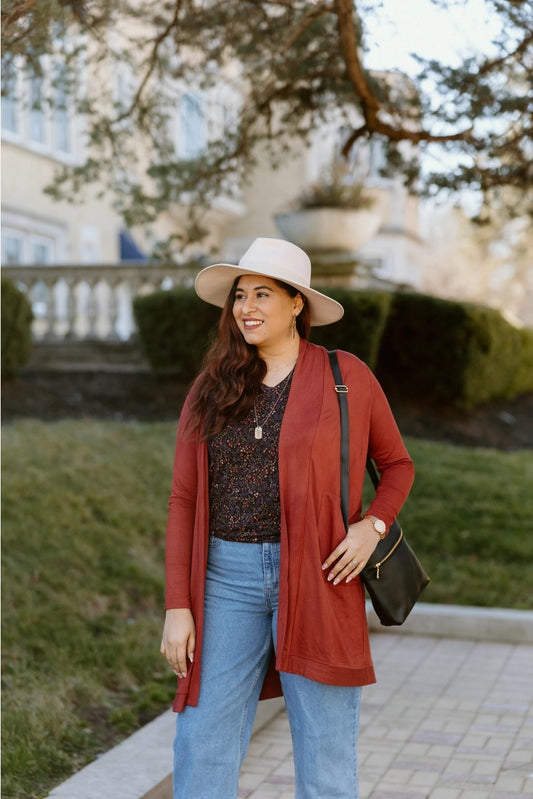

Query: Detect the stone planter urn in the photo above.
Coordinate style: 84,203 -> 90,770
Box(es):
274,207 -> 381,252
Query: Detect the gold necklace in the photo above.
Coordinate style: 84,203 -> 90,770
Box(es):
253,370 -> 293,440
265,358 -> 298,373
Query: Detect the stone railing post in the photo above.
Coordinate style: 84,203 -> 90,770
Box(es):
1,262 -> 198,343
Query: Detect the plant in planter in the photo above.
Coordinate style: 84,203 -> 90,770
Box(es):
274,165 -> 381,252
293,175 -> 375,212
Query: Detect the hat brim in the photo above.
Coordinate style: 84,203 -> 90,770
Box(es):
194,263 -> 344,327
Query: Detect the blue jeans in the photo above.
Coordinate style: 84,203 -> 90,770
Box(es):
173,538 -> 361,798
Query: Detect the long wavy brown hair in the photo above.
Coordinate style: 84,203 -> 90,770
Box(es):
188,277 -> 311,439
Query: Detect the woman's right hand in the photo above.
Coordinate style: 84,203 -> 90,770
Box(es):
160,608 -> 196,678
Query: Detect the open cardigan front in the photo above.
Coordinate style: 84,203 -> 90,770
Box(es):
165,340 -> 415,711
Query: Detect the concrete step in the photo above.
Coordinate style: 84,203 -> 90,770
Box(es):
25,339 -> 151,373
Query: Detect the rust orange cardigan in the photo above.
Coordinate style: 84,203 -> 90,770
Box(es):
165,340 -> 414,711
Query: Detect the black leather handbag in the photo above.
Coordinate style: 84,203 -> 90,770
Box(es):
328,350 -> 430,626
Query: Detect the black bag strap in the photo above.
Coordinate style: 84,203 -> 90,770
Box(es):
364,454 -> 380,491
327,350 -> 350,529
327,350 -> 380,532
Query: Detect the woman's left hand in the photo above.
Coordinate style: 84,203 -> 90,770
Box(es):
322,519 -> 379,585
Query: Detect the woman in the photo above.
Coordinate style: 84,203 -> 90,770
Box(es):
161,237 -> 414,798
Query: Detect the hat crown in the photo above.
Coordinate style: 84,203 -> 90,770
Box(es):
239,238 -> 311,289
194,237 -> 344,326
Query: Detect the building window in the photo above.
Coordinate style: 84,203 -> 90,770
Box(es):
368,138 -> 386,178
54,64 -> 71,154
337,128 -> 387,182
80,225 -> 102,263
1,223 -> 58,265
114,63 -> 135,130
179,93 -> 206,159
2,232 -> 24,264
116,69 -> 131,111
2,53 -> 79,161
31,238 -> 53,264
1,59 -> 19,135
29,66 -> 47,146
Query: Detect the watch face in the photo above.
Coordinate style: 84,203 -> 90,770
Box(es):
374,518 -> 386,534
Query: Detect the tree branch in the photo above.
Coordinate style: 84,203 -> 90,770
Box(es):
114,0 -> 183,125
477,28 -> 533,76
335,0 -> 472,150
1,0 -> 40,30
281,0 -> 333,53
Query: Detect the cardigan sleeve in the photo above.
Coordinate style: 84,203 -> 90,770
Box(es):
363,370 -> 415,530
165,391 -> 201,609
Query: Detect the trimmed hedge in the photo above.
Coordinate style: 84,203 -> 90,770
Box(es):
507,326 -> 533,397
133,286 -> 390,377
310,288 -> 392,370
133,285 -> 533,409
133,287 -> 220,378
1,276 -> 33,378
377,292 -> 533,409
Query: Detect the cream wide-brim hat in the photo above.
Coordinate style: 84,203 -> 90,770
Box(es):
194,237 -> 344,326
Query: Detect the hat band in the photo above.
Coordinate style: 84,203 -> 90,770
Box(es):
239,258 -> 311,290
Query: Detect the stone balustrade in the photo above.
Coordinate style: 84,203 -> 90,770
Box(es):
2,261 -> 199,342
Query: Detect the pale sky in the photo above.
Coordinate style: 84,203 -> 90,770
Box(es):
364,0 -> 501,74
362,0 -> 506,208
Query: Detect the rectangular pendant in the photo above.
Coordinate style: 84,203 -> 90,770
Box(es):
254,426 -> 263,440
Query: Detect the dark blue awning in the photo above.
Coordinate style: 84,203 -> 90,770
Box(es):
120,230 -> 147,261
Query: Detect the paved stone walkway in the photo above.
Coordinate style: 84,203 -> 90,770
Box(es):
238,633 -> 533,799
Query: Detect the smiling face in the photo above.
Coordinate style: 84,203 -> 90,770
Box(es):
232,275 -> 303,357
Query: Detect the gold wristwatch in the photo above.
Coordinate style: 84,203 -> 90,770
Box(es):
365,515 -> 387,540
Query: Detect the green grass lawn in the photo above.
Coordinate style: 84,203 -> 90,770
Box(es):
2,419 -> 532,799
